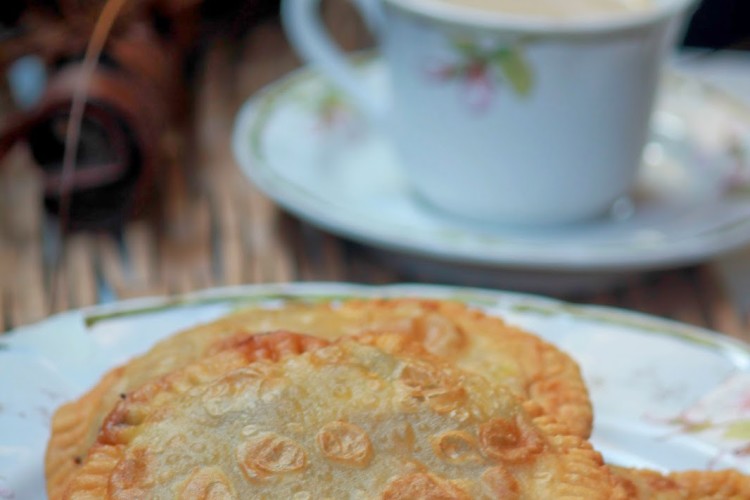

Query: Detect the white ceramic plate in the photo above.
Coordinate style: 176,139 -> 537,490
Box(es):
233,56 -> 750,274
2,283 -> 750,498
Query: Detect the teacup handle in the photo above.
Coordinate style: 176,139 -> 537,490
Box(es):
281,0 -> 386,124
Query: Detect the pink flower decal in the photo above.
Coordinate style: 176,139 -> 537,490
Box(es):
426,60 -> 494,110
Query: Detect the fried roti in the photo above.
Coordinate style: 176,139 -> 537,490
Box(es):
64,339 -> 619,499
46,299 -> 592,497
611,466 -> 750,500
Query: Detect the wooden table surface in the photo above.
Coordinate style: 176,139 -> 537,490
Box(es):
1,4 -> 749,341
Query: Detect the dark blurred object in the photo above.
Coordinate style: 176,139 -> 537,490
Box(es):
683,0 -> 750,50
0,0 -> 201,231
0,0 -> 280,231
199,0 -> 279,39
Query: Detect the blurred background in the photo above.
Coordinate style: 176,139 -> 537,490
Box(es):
1,0 -> 747,231
683,0 -> 750,49
0,0 -> 749,333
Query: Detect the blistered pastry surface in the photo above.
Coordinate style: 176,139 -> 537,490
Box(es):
47,299 -> 592,498
65,341 -> 616,499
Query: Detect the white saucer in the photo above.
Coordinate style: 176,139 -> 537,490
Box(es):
233,56 -> 750,278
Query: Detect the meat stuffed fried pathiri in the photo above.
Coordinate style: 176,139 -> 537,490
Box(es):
47,299 -> 593,497
64,339 -> 620,499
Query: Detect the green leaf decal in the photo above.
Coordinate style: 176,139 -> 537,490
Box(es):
494,48 -> 533,97
723,419 -> 750,440
682,420 -> 714,433
453,39 -> 480,58
664,416 -> 713,433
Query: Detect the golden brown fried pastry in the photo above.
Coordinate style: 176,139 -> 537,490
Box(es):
46,298 -> 592,498
45,331 -> 327,499
65,340 -> 620,499
611,466 -> 750,500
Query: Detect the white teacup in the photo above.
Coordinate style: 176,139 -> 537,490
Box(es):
282,0 -> 698,225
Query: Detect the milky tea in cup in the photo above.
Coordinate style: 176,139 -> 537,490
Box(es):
283,0 -> 697,225
434,0 -> 655,19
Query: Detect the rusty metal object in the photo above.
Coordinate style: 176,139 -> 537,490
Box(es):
0,0 -> 283,230
0,0 -> 198,230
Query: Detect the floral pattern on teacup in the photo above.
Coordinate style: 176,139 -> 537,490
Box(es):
424,39 -> 533,112
0,478 -> 13,500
